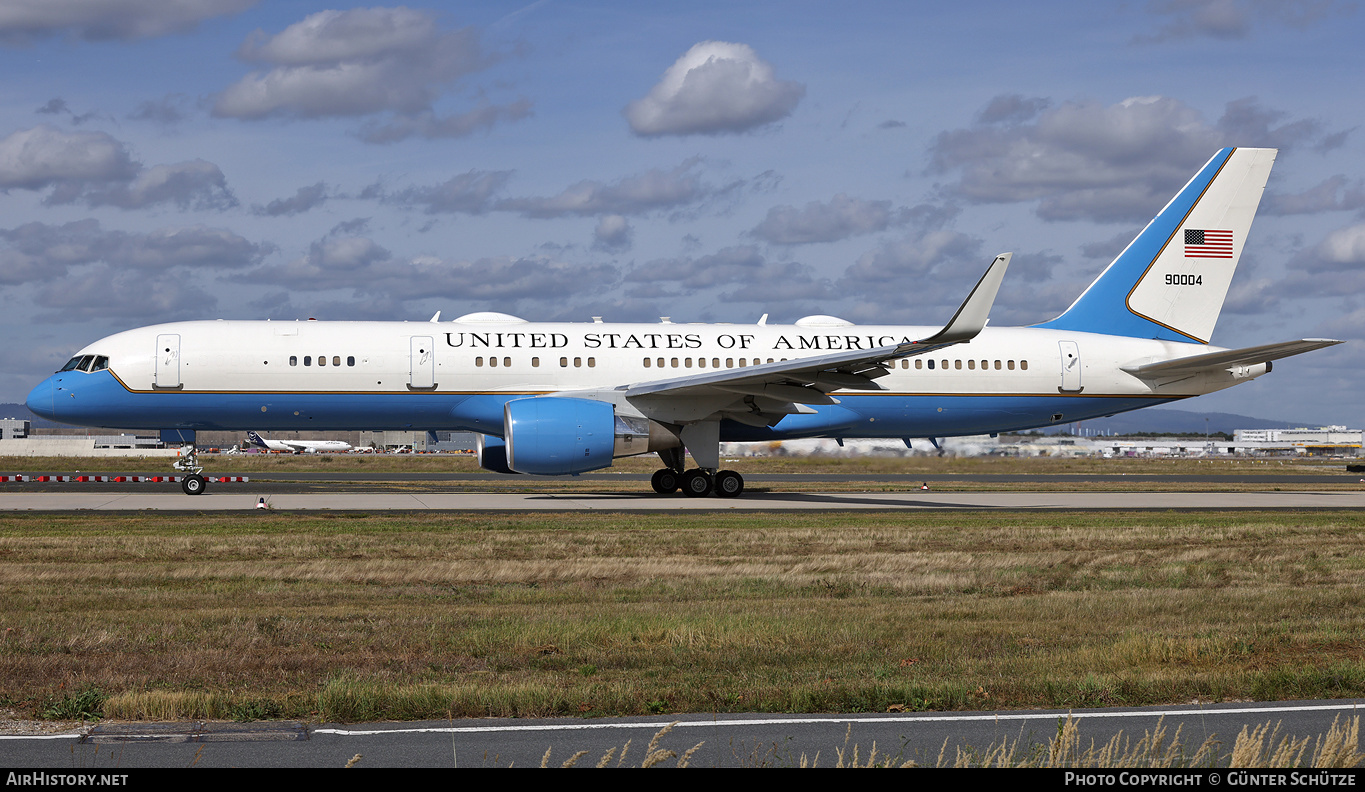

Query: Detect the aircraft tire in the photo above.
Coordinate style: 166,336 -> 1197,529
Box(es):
714,470 -> 744,498
681,469 -> 713,498
651,468 -> 681,494
181,474 -> 207,496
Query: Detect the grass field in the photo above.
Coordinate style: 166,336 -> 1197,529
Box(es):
3,508 -> 1364,725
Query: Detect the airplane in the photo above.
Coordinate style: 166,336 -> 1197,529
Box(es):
245,430 -> 352,454
24,147 -> 1342,496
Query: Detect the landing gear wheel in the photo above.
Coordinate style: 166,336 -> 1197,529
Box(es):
651,468 -> 681,494
181,474 -> 207,496
681,469 -> 713,497
714,470 -> 744,498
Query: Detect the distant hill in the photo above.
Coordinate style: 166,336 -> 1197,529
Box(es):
1031,408 -> 1305,436
1,402 -> 1325,437
0,403 -> 60,428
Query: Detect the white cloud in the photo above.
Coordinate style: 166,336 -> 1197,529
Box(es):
0,219 -> 267,281
929,95 -> 1344,222
1310,222 -> 1365,268
749,194 -> 905,245
253,182 -> 329,217
1137,0 -> 1351,44
593,215 -> 633,253
0,125 -> 137,191
624,41 -> 804,137
212,6 -> 527,142
0,126 -> 235,210
495,160 -> 712,218
0,0 -> 256,44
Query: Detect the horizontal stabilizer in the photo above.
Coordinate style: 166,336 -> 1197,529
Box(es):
1122,338 -> 1341,378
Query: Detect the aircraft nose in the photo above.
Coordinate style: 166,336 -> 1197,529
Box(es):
25,376 -> 56,421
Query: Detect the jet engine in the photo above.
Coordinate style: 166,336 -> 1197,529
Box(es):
502,397 -> 680,475
475,433 -> 517,475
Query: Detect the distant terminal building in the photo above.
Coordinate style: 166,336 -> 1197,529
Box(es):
1232,426 -> 1363,456
1,418 -> 28,440
0,419 -> 178,457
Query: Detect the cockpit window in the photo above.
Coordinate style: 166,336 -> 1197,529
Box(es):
59,355 -> 108,373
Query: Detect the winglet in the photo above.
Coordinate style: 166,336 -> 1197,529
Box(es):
915,253 -> 1011,346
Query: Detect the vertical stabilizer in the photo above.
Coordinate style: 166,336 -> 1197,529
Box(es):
1036,147 -> 1276,343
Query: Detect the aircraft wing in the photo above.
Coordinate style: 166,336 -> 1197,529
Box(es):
1122,338 -> 1342,379
621,254 -> 1010,422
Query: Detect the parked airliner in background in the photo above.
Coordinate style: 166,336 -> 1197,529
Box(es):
245,431 -> 352,454
25,148 -> 1341,496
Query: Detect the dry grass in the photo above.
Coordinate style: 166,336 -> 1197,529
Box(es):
527,716 -> 1365,768
3,510 -> 1365,726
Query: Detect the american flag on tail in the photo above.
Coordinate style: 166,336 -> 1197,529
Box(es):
1184,229 -> 1233,258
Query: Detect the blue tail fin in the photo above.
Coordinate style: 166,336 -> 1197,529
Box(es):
1036,147 -> 1276,343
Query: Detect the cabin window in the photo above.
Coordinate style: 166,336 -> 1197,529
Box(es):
1007,360 -> 1014,370
1021,360 -> 1029,371
968,360 -> 976,370
994,360 -> 1001,370
347,356 -> 355,367
726,358 -> 734,368
671,358 -> 679,368
318,356 -> 327,367
587,357 -> 595,368
738,358 -> 746,367
644,358 -> 651,368
560,357 -> 568,367
574,357 -> 582,367
475,357 -> 483,367
289,356 -> 297,366
954,360 -> 962,370
713,358 -> 721,368
684,358 -> 692,368
489,357 -> 497,367
304,356 -> 312,366
698,358 -> 706,368
532,357 -> 540,367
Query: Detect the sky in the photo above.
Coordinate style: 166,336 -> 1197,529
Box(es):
0,0 -> 1362,425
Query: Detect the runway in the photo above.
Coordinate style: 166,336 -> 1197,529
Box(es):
3,489 -> 1364,510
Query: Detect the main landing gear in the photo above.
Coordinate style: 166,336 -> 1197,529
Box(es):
650,467 -> 744,498
649,422 -> 744,498
174,443 -> 208,496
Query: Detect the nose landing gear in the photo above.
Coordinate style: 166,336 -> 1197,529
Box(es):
173,444 -> 207,496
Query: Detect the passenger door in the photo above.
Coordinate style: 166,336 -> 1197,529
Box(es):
155,334 -> 181,389
1059,340 -> 1082,393
409,336 -> 435,389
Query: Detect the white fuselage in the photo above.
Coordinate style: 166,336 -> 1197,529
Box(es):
32,317 -> 1264,439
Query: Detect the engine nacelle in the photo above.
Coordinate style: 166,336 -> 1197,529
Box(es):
502,397 -> 683,475
475,433 -> 518,475
504,397 -> 616,475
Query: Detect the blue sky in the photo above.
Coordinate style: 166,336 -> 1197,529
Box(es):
0,1 -> 1362,425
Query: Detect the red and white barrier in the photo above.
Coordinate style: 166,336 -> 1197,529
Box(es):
2,475 -> 249,484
